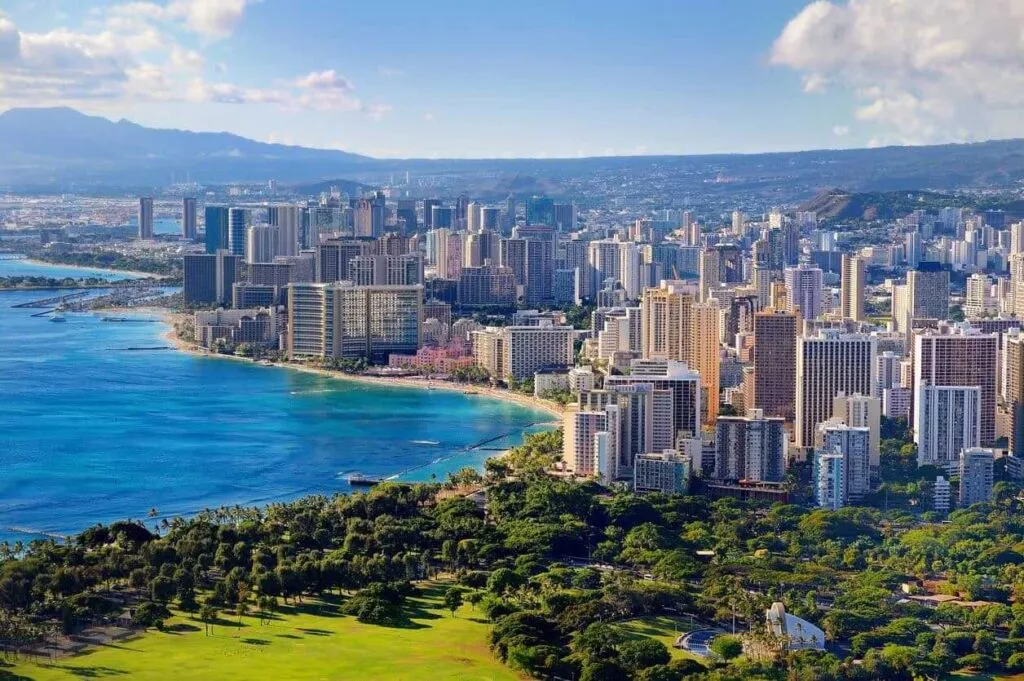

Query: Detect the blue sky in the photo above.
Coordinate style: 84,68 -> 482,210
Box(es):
1,0 -> 1017,157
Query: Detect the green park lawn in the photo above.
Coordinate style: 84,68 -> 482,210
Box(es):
2,584 -> 523,681
609,615 -> 704,664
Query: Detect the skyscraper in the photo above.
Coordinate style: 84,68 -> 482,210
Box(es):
840,254 -> 866,321
784,264 -> 823,320
693,300 -> 721,424
714,409 -> 787,482
958,447 -> 994,507
525,196 -> 555,226
815,452 -> 845,510
228,208 -> 249,257
640,281 -> 694,363
1004,329 -> 1024,458
246,225 -> 279,264
915,384 -> 981,470
795,331 -> 876,450
270,204 -> 302,257
183,250 -> 241,305
138,197 -> 154,239
753,309 -> 798,420
204,206 -> 229,254
181,197 -> 197,240
286,282 -> 422,361
907,262 -> 951,321
817,420 -> 871,500
913,323 -> 998,444
605,359 -> 701,452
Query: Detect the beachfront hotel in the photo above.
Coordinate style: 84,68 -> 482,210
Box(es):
286,282 -> 423,362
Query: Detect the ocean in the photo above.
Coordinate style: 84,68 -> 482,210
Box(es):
0,259 -> 551,543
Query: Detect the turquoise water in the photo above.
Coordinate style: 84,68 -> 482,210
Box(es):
0,258 -> 145,280
0,261 -> 551,542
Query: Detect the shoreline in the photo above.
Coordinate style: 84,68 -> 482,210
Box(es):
23,258 -> 169,280
152,311 -> 564,421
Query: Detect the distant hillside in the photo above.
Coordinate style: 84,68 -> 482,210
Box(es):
800,188 -> 1024,222
0,107 -> 373,188
7,107 -> 1024,196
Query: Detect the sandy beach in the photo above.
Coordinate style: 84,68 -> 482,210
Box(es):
24,258 -> 170,280
155,311 -> 565,421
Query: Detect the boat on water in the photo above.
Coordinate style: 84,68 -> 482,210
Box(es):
50,313 -> 67,323
347,474 -> 381,487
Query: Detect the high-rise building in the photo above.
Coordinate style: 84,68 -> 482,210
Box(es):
840,254 -> 866,321
228,208 -> 249,257
348,254 -> 423,286
246,225 -> 279,264
914,384 -> 981,470
699,247 -> 720,302
959,447 -> 994,506
605,359 -> 701,452
458,264 -> 517,307
286,282 -> 422,362
784,264 -> 823,320
183,250 -> 241,305
354,193 -> 385,238
138,197 -> 154,239
270,204 -> 302,257
817,419 -> 871,500
815,452 -> 845,510
423,199 -> 441,230
579,384 -> 655,479
563,409 -> 615,479
907,262 -> 951,321
832,393 -> 881,467
965,274 -> 994,318
1004,329 -> 1024,458
640,281 -> 694,363
435,229 -> 464,280
472,325 -> 575,380
204,206 -> 229,254
693,300 -> 721,424
181,197 -> 197,240
913,324 -> 998,444
634,450 -> 691,494
753,309 -> 798,420
553,203 -> 577,232
396,200 -> 417,234
524,238 -> 553,305
875,351 -> 902,397
525,196 -> 555,226
714,408 -> 787,482
933,476 -> 951,513
315,238 -> 375,283
795,331 -> 876,449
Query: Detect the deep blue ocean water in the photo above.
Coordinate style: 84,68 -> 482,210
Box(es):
0,260 -> 551,542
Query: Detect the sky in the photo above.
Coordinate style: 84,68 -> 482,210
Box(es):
1,0 -> 1023,159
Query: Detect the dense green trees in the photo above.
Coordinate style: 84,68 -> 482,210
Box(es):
0,452 -> 1021,680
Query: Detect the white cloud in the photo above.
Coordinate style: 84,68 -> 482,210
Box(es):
108,0 -> 256,40
0,9 -> 390,119
293,69 -> 353,92
832,125 -> 849,137
771,0 -> 1024,145
168,0 -> 255,39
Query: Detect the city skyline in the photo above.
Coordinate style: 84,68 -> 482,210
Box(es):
2,0 -> 1022,158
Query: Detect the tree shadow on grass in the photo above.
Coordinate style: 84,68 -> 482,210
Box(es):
60,666 -> 130,678
296,628 -> 332,637
0,668 -> 33,681
164,623 -> 201,633
275,633 -> 302,640
240,638 -> 271,646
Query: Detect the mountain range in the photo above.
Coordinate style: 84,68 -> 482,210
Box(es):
5,107 -> 1024,195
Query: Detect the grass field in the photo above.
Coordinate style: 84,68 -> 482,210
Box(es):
608,615 -> 704,664
1,585 -> 523,681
